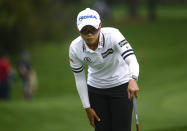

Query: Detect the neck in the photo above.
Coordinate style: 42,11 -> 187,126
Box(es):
87,42 -> 98,51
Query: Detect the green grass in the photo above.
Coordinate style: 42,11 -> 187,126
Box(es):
0,95 -> 92,131
1,5 -> 187,131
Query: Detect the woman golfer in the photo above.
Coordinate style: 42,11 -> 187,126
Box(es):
69,8 -> 139,131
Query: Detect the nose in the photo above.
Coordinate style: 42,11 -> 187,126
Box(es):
87,33 -> 92,36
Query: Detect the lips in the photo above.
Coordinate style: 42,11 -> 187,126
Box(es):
87,38 -> 93,41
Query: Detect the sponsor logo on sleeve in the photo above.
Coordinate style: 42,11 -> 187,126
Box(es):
69,58 -> 74,63
118,39 -> 128,47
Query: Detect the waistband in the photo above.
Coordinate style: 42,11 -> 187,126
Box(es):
88,83 -> 128,97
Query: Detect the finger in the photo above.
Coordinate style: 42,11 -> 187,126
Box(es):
128,89 -> 131,99
130,91 -> 134,100
90,117 -> 95,128
135,91 -> 138,98
94,113 -> 101,122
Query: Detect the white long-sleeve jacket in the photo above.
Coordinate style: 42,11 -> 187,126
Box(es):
69,27 -> 139,108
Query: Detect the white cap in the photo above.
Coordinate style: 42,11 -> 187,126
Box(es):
77,8 -> 101,31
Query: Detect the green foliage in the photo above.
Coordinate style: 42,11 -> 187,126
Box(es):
0,0 -> 81,54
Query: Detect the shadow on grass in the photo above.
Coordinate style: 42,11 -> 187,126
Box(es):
149,126 -> 187,131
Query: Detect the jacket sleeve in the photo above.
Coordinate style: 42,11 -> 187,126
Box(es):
69,45 -> 90,108
112,29 -> 139,80
73,71 -> 90,108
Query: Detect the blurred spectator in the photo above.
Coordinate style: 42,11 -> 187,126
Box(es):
0,53 -> 12,100
18,50 -> 38,100
93,0 -> 111,20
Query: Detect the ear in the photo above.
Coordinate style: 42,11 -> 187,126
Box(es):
98,24 -> 102,31
99,24 -> 102,29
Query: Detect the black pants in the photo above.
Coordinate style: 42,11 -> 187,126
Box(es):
88,83 -> 133,131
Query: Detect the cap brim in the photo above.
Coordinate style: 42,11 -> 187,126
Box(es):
77,19 -> 99,31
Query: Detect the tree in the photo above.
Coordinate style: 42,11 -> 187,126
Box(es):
0,0 -> 78,54
147,0 -> 157,21
128,0 -> 139,19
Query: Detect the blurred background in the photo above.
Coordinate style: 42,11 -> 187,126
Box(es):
0,0 -> 187,131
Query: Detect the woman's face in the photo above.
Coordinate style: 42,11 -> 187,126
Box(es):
80,25 -> 100,46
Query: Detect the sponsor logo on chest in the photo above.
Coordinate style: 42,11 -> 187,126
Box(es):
101,48 -> 114,58
83,57 -> 93,63
83,48 -> 114,63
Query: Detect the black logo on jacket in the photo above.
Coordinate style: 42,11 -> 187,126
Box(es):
102,48 -> 114,58
84,57 -> 93,63
118,39 -> 128,47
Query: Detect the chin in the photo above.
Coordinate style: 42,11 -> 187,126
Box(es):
87,40 -> 95,44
